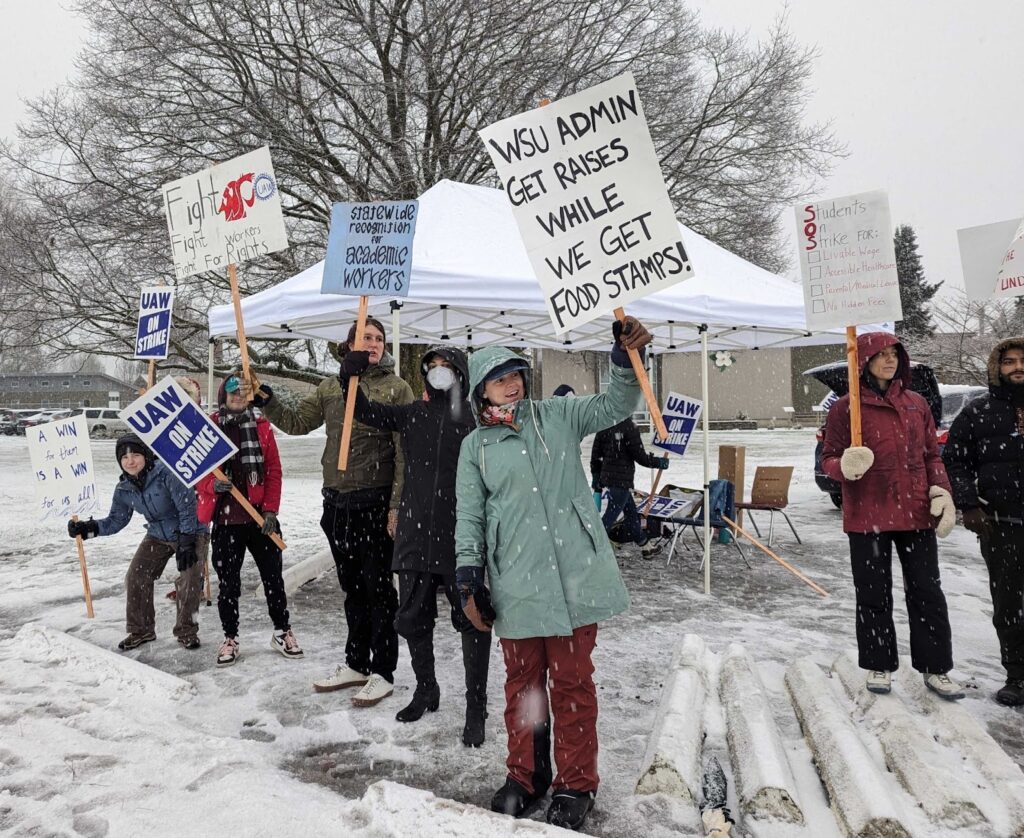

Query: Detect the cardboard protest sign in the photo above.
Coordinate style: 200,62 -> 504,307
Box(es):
321,201 -> 419,297
162,146 -> 289,280
653,392 -> 702,457
133,286 -> 175,360
119,377 -> 236,487
795,190 -> 902,330
479,72 -> 693,334
958,218 -> 1022,300
27,415 -> 98,521
644,496 -> 692,519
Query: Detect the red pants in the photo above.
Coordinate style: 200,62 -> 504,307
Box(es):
500,624 -> 599,794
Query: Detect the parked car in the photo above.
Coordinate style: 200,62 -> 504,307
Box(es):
2,409 -> 40,435
69,407 -> 130,438
935,384 -> 988,448
16,410 -> 71,434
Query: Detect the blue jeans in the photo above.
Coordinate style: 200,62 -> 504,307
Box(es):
601,487 -> 647,545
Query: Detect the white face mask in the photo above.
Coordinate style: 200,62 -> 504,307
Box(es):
426,365 -> 457,391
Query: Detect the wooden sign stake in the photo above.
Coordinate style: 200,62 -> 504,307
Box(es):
338,295 -> 370,471
147,360 -> 156,390
846,326 -> 862,445
722,514 -> 828,598
614,307 -> 669,440
227,263 -> 259,394
212,466 -> 287,551
71,514 -> 95,618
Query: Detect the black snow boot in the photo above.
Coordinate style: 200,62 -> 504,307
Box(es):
462,629 -> 491,747
490,777 -> 547,818
396,633 -> 440,723
546,790 -> 596,831
996,678 -> 1024,707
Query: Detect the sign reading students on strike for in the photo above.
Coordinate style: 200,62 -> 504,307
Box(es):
133,286 -> 175,360
795,189 -> 903,330
162,146 -> 289,280
653,391 -> 702,458
479,73 -> 694,334
27,415 -> 98,521
119,377 -> 236,488
321,201 -> 419,297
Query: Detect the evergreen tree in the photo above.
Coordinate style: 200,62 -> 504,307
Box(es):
894,224 -> 942,338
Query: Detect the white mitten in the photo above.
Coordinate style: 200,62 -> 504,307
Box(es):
929,485 -> 956,538
840,446 -> 874,481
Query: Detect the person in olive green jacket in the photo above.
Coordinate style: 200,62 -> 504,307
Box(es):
255,317 -> 414,707
454,317 -> 651,832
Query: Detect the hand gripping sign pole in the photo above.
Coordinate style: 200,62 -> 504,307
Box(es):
70,515 -> 95,618
338,295 -> 369,471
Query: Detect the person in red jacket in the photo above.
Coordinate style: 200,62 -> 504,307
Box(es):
821,332 -> 962,699
196,374 -> 302,667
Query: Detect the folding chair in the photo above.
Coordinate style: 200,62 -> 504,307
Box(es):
735,466 -> 801,547
667,479 -> 749,569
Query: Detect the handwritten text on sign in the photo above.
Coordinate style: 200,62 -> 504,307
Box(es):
134,286 -> 175,360
957,218 -> 1022,301
321,201 -> 419,297
795,189 -> 902,330
162,146 -> 289,280
653,391 -> 702,458
479,73 -> 693,334
27,415 -> 98,522
119,377 -> 236,488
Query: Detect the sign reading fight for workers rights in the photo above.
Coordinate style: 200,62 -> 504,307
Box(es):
119,377 -> 236,488
161,146 -> 289,280
321,201 -> 419,297
27,415 -> 98,521
133,286 -> 175,360
652,391 -> 702,458
479,73 -> 693,334
795,190 -> 903,330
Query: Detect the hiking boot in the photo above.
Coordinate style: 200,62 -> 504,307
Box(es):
546,790 -> 596,831
996,679 -> 1024,706
924,672 -> 965,700
641,540 -> 661,560
313,665 -> 368,693
351,673 -> 394,707
271,629 -> 303,659
117,631 -> 156,651
491,777 -> 548,818
866,670 -> 891,694
395,682 -> 440,722
216,636 -> 240,667
177,635 -> 201,650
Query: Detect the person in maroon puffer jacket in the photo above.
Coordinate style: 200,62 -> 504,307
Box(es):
822,332 -> 962,700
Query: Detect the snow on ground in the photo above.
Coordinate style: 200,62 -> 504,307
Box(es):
0,429 -> 1021,837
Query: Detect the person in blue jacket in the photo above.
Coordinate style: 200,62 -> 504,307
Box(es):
68,433 -> 202,651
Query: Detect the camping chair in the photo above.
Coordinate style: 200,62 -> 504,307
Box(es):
735,466 -> 801,547
666,479 -> 750,570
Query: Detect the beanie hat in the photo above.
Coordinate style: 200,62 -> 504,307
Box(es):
175,376 -> 202,405
115,432 -> 153,465
553,384 -> 575,397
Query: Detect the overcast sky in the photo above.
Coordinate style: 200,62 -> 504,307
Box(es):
2,0 -> 1021,296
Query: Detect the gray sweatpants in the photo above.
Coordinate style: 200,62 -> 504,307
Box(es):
125,534 -> 204,639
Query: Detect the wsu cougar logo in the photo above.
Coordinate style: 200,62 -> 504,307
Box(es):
217,172 -> 256,221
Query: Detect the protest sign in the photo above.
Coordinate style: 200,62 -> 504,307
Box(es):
644,496 -> 692,519
321,201 -> 419,297
27,415 -> 98,522
958,218 -> 1022,300
653,391 -> 702,458
795,189 -> 903,331
134,286 -> 175,360
478,72 -> 693,335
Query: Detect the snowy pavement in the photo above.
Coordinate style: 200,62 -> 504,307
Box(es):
1,429 -> 1021,837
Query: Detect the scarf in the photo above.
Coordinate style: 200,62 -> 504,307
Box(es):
480,401 -> 520,429
219,407 -> 264,486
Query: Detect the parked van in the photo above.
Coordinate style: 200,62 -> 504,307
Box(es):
69,407 -> 131,438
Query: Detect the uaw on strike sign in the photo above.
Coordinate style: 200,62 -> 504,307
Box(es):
134,286 -> 174,360
162,146 -> 289,279
479,73 -> 693,334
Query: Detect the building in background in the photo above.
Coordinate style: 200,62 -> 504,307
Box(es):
0,373 -> 137,410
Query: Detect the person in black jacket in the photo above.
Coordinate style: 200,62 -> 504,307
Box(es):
943,337 -> 1024,706
590,418 -> 669,559
340,345 -> 491,745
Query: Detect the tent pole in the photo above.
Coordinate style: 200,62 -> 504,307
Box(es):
702,326 -> 711,596
392,301 -> 401,377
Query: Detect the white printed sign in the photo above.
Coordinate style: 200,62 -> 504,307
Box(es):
133,286 -> 175,359
479,73 -> 694,334
162,146 -> 289,279
795,190 -> 902,330
653,391 -> 702,458
27,415 -> 98,522
957,218 -> 1022,300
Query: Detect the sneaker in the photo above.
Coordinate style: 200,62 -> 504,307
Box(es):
177,635 -> 201,650
491,777 -> 548,818
313,665 -> 369,693
351,673 -> 394,707
117,631 -> 156,651
866,670 -> 891,694
546,789 -> 596,830
271,629 -> 303,659
996,678 -> 1024,706
924,672 -> 965,700
216,636 -> 240,667
641,541 -> 661,560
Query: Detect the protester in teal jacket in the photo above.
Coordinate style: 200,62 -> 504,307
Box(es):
454,317 -> 651,832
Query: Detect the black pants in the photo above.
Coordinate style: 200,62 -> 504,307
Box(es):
980,523 -> 1024,680
212,522 -> 290,639
395,571 -> 473,639
320,498 -> 398,682
848,529 -> 953,674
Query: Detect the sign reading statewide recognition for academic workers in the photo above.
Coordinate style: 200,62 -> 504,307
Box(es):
133,286 -> 175,360
652,391 -> 702,458
161,146 -> 289,279
479,72 -> 693,334
26,415 -> 98,521
119,377 -> 236,488
795,190 -> 903,330
321,201 -> 419,297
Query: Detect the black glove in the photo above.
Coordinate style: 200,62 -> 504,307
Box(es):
591,473 -> 601,492
655,457 -> 670,470
252,384 -> 273,409
338,350 -> 371,383
176,532 -> 198,573
611,317 -> 651,367
67,518 -> 99,540
214,478 -> 234,494
962,507 -> 989,535
260,510 -> 279,536
455,565 -> 496,631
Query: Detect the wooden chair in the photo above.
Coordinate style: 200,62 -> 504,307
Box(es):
735,466 -> 801,547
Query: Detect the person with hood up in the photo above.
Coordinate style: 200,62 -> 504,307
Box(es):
196,374 -> 301,667
340,345 -> 489,745
255,317 -> 413,705
821,332 -> 962,699
942,337 -> 1024,706
454,317 -> 651,832
68,433 -> 202,651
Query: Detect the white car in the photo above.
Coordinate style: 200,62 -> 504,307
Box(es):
69,407 -> 131,439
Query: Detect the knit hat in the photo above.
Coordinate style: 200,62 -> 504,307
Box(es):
175,376 -> 202,405
553,384 -> 575,397
115,432 -> 153,465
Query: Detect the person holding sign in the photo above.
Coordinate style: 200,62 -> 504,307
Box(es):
821,332 -> 963,700
68,433 -> 203,651
255,317 -> 413,704
195,375 -> 301,667
454,317 -> 650,831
